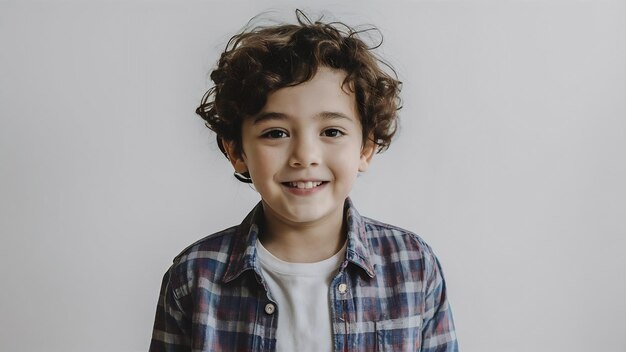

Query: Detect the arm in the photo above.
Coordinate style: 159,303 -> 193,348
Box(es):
421,255 -> 458,352
149,268 -> 192,352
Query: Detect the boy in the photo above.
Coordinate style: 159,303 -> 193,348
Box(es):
150,10 -> 458,352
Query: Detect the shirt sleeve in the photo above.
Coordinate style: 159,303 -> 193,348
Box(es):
420,253 -> 459,351
149,267 -> 192,352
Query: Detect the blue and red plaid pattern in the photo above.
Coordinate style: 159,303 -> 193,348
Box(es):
150,198 -> 458,351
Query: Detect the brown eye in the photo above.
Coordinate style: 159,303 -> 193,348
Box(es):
262,130 -> 288,139
322,129 -> 344,137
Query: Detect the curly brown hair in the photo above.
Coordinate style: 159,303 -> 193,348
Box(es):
196,10 -> 402,160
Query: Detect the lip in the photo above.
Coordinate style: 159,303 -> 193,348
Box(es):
281,180 -> 328,196
283,179 -> 325,183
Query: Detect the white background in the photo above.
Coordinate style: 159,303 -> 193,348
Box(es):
1,1 -> 625,351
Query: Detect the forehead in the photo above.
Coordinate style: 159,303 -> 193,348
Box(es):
256,67 -> 359,123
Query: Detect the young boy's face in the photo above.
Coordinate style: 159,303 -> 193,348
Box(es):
226,66 -> 375,228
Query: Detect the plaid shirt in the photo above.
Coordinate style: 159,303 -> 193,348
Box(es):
150,198 -> 458,351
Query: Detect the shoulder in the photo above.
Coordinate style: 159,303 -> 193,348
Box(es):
162,202 -> 264,294
362,216 -> 433,251
165,225 -> 240,293
172,225 -> 239,266
361,216 -> 439,275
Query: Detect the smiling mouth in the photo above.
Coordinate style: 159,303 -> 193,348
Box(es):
283,181 -> 327,189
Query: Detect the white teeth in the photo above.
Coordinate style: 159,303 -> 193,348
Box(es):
289,181 -> 323,189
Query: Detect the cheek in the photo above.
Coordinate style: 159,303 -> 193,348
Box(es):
247,149 -> 280,175
328,149 -> 364,173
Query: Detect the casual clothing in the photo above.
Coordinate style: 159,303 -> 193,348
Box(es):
256,239 -> 346,352
149,198 -> 458,352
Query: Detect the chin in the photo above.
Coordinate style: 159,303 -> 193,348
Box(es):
284,209 -> 327,223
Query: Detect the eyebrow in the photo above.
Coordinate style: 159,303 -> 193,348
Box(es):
253,111 -> 355,124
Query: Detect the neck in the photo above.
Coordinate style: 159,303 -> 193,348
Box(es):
259,202 -> 346,263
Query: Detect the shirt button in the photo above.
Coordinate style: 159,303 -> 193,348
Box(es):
264,303 -> 275,315
338,283 -> 348,294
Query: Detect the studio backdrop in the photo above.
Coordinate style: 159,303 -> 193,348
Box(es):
1,1 -> 625,351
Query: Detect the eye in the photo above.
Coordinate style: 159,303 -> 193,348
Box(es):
261,130 -> 288,139
322,128 -> 345,137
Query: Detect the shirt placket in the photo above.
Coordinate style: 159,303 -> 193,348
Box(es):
330,262 -> 353,352
254,269 -> 279,351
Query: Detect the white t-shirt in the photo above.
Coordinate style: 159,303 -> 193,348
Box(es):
256,240 -> 346,352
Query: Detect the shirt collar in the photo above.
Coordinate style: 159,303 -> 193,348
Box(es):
221,197 -> 375,283
343,197 -> 376,278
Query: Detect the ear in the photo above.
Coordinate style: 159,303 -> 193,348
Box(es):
358,139 -> 376,172
222,138 -> 248,174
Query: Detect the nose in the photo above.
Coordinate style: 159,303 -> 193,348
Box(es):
289,135 -> 321,168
